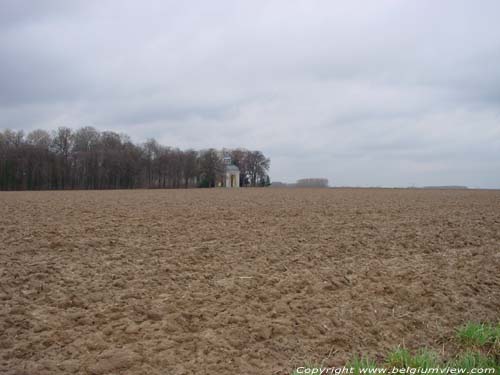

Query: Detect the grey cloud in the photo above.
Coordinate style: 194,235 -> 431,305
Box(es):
0,0 -> 499,187
0,0 -> 82,30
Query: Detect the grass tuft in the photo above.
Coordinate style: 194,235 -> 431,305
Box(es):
409,348 -> 441,369
450,351 -> 499,373
457,322 -> 500,349
348,356 -> 377,374
385,347 -> 440,369
293,322 -> 499,375
386,347 -> 412,368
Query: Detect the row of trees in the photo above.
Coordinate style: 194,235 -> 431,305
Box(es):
296,178 -> 329,188
271,178 -> 329,188
0,127 -> 270,190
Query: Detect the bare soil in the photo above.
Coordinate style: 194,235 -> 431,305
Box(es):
0,188 -> 499,374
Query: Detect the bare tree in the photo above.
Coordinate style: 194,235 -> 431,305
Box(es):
246,150 -> 270,187
51,127 -> 73,189
25,130 -> 52,189
199,149 -> 223,187
0,127 -> 271,190
296,178 -> 329,188
182,149 -> 198,188
73,127 -> 100,188
142,139 -> 161,187
27,129 -> 51,148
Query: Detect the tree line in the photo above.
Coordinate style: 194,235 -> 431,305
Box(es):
0,127 -> 270,190
271,178 -> 329,188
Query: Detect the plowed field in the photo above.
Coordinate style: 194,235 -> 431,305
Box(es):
1,188 -> 499,374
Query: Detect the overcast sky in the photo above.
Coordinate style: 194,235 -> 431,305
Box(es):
1,1 -> 499,187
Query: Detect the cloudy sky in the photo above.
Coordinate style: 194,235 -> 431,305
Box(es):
1,0 -> 499,187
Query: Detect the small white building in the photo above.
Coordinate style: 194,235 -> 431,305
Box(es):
221,154 -> 240,188
224,164 -> 240,188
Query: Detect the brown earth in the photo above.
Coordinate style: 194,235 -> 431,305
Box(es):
0,188 -> 499,374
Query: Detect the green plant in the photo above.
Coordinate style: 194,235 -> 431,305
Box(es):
386,347 -> 412,368
450,351 -> 499,373
457,322 -> 500,349
409,348 -> 441,369
348,355 -> 377,374
293,322 -> 499,375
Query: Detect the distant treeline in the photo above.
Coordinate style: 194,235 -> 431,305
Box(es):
0,127 -> 270,190
272,178 -> 329,188
420,186 -> 468,190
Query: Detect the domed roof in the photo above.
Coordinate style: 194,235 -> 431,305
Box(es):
225,164 -> 240,172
